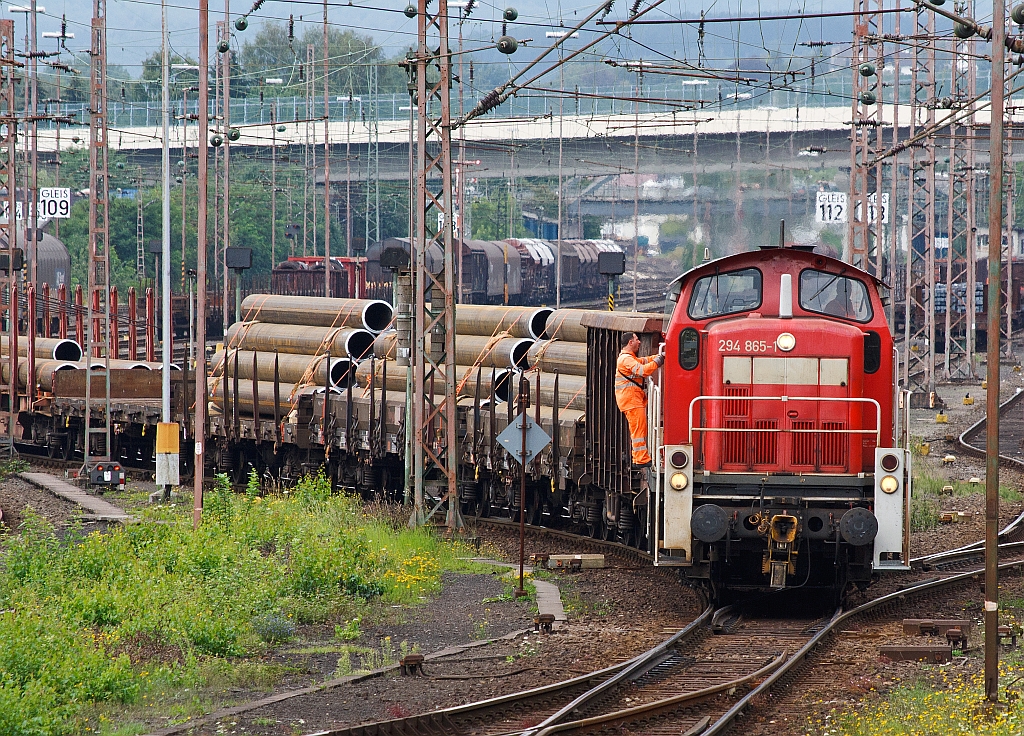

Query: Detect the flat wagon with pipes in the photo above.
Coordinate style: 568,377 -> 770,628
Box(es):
205,245 -> 909,601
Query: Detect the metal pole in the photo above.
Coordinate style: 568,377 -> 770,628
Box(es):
632,74 -> 640,311
161,0 -> 171,425
189,273 -> 194,365
271,105 -> 276,268
986,0 -> 1006,701
194,0 -> 209,530
221,10 -> 231,335
518,376 -> 527,596
322,0 -> 331,296
182,87 -> 188,295
556,44 -> 563,308
28,0 -> 37,288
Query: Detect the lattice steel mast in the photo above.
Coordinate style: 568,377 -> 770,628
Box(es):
409,0 -> 461,529
942,12 -> 978,380
848,0 -> 884,273
84,0 -> 112,470
364,62 -> 380,252
0,20 -> 17,454
903,8 -> 938,404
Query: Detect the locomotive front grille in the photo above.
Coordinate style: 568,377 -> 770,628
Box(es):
791,420 -> 815,466
752,419 -> 778,466
821,421 -> 847,467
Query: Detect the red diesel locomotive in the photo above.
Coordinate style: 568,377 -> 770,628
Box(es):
654,246 -> 910,596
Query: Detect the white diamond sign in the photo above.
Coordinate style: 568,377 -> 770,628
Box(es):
496,412 -> 551,465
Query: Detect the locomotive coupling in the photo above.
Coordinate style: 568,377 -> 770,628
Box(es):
764,513 -> 799,589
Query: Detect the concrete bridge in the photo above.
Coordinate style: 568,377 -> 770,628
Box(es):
41,103 -> 992,182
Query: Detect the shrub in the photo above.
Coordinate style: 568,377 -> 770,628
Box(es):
252,613 -> 296,644
0,477 -> 468,733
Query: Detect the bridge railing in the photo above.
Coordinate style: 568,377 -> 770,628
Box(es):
36,65 -> 989,131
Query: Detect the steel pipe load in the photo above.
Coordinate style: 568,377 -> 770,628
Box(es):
138,361 -> 182,371
70,359 -> 155,371
212,350 -> 352,388
354,360 -> 514,401
17,337 -> 82,362
516,372 -> 587,412
455,335 -> 533,369
372,330 -> 397,359
0,359 -> 76,392
541,309 -> 595,343
209,378 -> 300,417
527,340 -> 588,376
372,331 -> 534,368
225,322 -> 375,360
455,305 -> 552,340
239,294 -> 394,334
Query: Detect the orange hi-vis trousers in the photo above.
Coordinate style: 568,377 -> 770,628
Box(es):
623,406 -> 651,465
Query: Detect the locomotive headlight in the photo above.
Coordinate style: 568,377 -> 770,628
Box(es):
669,472 -> 688,490
879,474 -> 900,494
776,332 -> 796,352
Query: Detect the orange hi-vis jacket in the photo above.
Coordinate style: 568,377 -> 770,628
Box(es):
615,349 -> 660,412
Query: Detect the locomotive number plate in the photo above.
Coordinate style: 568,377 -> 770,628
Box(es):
719,339 -> 771,352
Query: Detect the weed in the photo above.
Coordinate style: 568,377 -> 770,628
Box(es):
0,456 -> 29,477
564,592 -> 611,617
334,651 -> 354,678
506,637 -> 539,663
470,613 -> 489,640
334,617 -> 361,642
910,494 -> 940,532
252,613 -> 296,644
0,473 -> 470,734
913,470 -> 1020,502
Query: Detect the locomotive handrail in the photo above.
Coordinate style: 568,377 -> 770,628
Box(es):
687,394 -> 882,446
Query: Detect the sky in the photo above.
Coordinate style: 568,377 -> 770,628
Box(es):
0,0 -> 901,77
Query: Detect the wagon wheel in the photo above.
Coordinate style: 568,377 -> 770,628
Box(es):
474,481 -> 492,519
60,430 -> 75,461
46,433 -> 61,459
231,447 -> 257,486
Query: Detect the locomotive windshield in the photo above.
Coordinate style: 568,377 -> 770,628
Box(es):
687,268 -> 762,319
799,269 -> 873,322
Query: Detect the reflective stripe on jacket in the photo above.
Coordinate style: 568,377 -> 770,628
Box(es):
615,349 -> 660,412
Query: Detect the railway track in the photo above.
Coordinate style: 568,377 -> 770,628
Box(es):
958,387 -> 1024,469
560,284 -> 666,312
307,545 -> 1024,736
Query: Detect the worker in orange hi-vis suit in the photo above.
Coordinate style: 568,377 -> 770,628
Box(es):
614,332 -> 665,469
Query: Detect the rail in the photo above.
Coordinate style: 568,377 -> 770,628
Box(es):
687,394 -> 883,445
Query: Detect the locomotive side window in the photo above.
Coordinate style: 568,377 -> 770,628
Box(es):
665,279 -> 683,331
864,331 -> 882,373
679,327 -> 700,370
687,268 -> 762,320
798,269 -> 873,322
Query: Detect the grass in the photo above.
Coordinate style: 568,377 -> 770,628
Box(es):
909,469 -> 1022,532
0,470 -> 478,736
811,658 -> 1024,735
913,471 -> 1021,502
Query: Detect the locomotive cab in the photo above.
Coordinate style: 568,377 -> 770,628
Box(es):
655,248 -> 910,597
